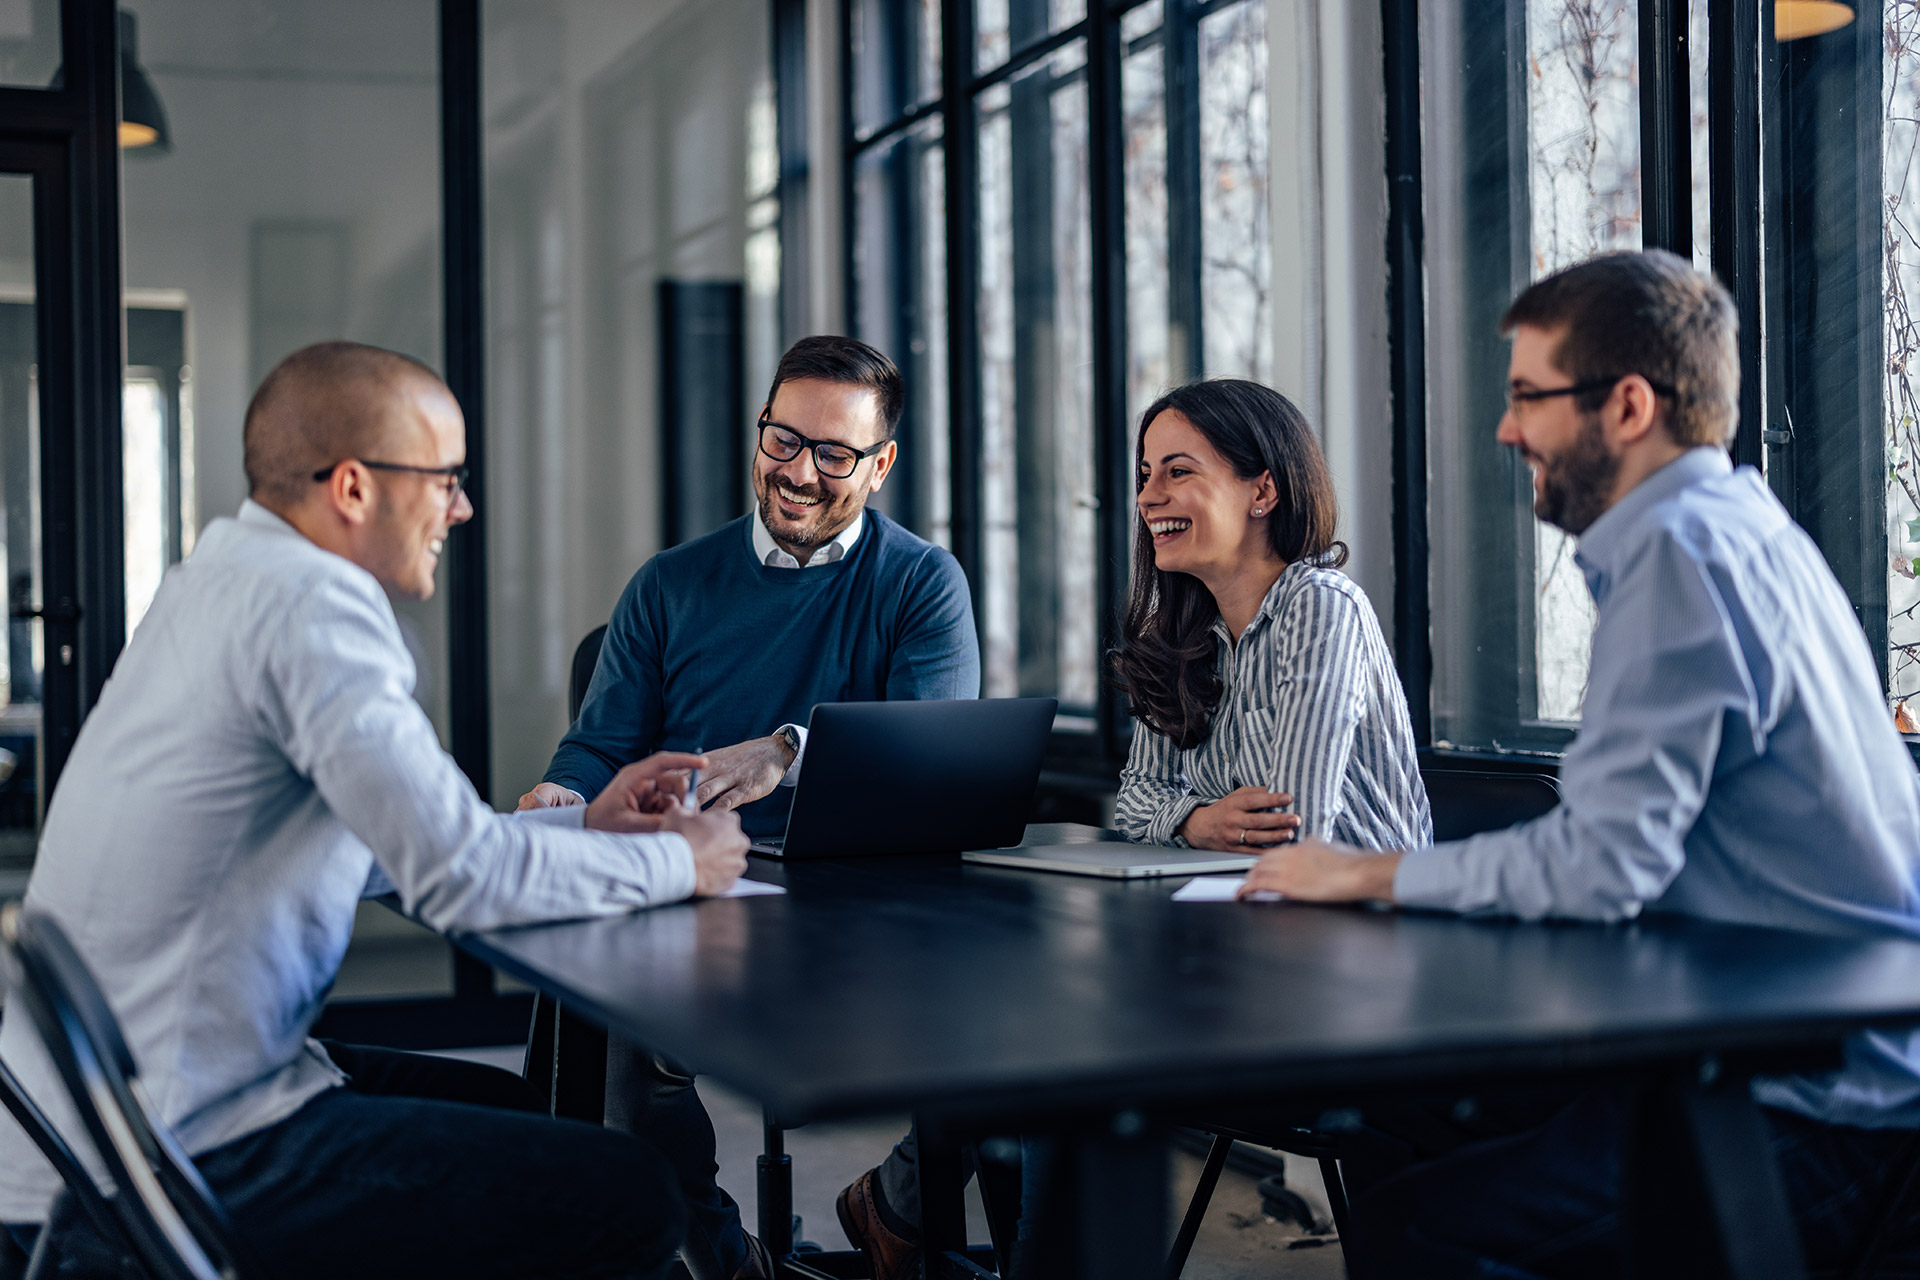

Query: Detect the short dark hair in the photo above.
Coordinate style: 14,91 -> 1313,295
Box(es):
764,335 -> 904,441
243,341 -> 446,505
1112,379 -> 1347,750
1501,249 -> 1738,448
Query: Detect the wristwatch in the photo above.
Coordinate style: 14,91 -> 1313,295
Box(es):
774,723 -> 802,763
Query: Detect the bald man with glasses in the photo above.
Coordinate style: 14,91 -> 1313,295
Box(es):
0,341 -> 749,1280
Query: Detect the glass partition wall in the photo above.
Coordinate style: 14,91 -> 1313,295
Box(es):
0,175 -> 44,855
118,0 -> 448,733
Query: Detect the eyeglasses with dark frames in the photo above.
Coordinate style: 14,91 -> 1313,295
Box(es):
756,414 -> 889,480
1506,375 -> 1676,413
311,459 -> 470,498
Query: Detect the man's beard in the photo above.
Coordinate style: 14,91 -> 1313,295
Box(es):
1532,414 -> 1619,536
756,475 -> 853,555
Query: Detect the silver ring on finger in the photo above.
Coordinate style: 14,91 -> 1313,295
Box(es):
1239,827 -> 1248,846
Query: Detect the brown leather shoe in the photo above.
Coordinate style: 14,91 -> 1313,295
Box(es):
836,1168 -> 921,1280
730,1231 -> 773,1280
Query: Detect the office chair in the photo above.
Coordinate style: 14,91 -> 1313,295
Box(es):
570,624 -> 608,719
0,1052 -> 129,1280
0,902 -> 259,1280
1165,767 -> 1562,1278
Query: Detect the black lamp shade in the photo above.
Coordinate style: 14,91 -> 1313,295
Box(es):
118,10 -> 169,152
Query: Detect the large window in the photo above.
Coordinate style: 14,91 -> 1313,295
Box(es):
849,0 -> 1273,757
1886,3 -> 1920,725
1421,0 -> 1897,757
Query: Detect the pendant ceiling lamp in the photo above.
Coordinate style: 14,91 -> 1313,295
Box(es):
1776,1 -> 1855,41
117,9 -> 170,152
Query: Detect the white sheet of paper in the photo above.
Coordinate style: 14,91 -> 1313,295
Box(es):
718,878 -> 786,898
1171,875 -> 1280,903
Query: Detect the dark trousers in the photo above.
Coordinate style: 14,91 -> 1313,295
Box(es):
16,1042 -> 687,1280
1344,1089 -> 1920,1279
607,1040 -> 749,1280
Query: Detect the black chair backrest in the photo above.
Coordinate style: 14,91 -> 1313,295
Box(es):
1421,768 -> 1562,843
569,625 -> 608,723
0,1053 -> 123,1253
0,904 -> 257,1280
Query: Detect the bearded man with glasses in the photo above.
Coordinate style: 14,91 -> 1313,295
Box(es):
1238,251 -> 1920,1276
518,334 -> 979,1280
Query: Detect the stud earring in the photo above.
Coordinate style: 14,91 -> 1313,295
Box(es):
1252,507 -> 1264,516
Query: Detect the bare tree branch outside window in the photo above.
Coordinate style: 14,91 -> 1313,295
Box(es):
1525,0 -> 1641,724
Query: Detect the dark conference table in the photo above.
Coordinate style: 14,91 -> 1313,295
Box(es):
455,843 -> 1920,1280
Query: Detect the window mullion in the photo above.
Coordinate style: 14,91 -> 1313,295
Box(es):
1383,0 -> 1430,745
942,0 -> 985,627
1089,0 -> 1130,760
1639,0 -> 1693,255
1164,0 -> 1203,380
1710,0 -> 1770,475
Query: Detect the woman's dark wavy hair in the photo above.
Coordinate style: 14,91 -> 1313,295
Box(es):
1111,379 -> 1346,750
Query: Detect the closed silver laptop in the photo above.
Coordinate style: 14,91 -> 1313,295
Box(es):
961,822 -> 1259,879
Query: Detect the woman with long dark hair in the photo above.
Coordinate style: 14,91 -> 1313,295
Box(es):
1111,379 -> 1429,853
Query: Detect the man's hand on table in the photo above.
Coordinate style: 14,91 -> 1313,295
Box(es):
583,752 -> 708,830
691,734 -> 798,813
658,803 -> 749,896
1238,836 -> 1402,903
517,781 -> 585,811
576,752 -> 746,895
1179,787 -> 1302,851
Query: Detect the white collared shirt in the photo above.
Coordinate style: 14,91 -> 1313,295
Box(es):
745,510 -> 867,784
751,508 -> 865,569
0,501 -> 696,1222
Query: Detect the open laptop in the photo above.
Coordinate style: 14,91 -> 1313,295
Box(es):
961,822 -> 1260,879
749,697 -> 1057,858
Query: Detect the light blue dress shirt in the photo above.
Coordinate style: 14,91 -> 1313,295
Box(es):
0,501 -> 697,1222
1396,447 -> 1920,1128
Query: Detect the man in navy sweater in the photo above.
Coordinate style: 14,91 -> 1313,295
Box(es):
518,335 -> 979,1280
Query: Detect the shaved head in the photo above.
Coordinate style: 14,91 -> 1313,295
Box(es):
243,342 -> 448,506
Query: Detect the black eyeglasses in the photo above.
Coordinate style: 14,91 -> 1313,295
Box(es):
1506,375 -> 1676,412
312,459 -> 469,498
756,415 -> 889,480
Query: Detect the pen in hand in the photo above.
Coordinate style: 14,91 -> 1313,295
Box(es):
683,749 -> 703,812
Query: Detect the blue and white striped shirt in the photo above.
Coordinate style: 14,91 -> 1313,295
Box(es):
1396,448 -> 1920,1128
1114,563 -> 1431,851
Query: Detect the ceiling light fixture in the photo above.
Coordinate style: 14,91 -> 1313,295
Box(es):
117,10 -> 169,152
1776,1 -> 1855,41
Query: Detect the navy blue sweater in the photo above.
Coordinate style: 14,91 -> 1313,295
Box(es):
543,512 -> 980,835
